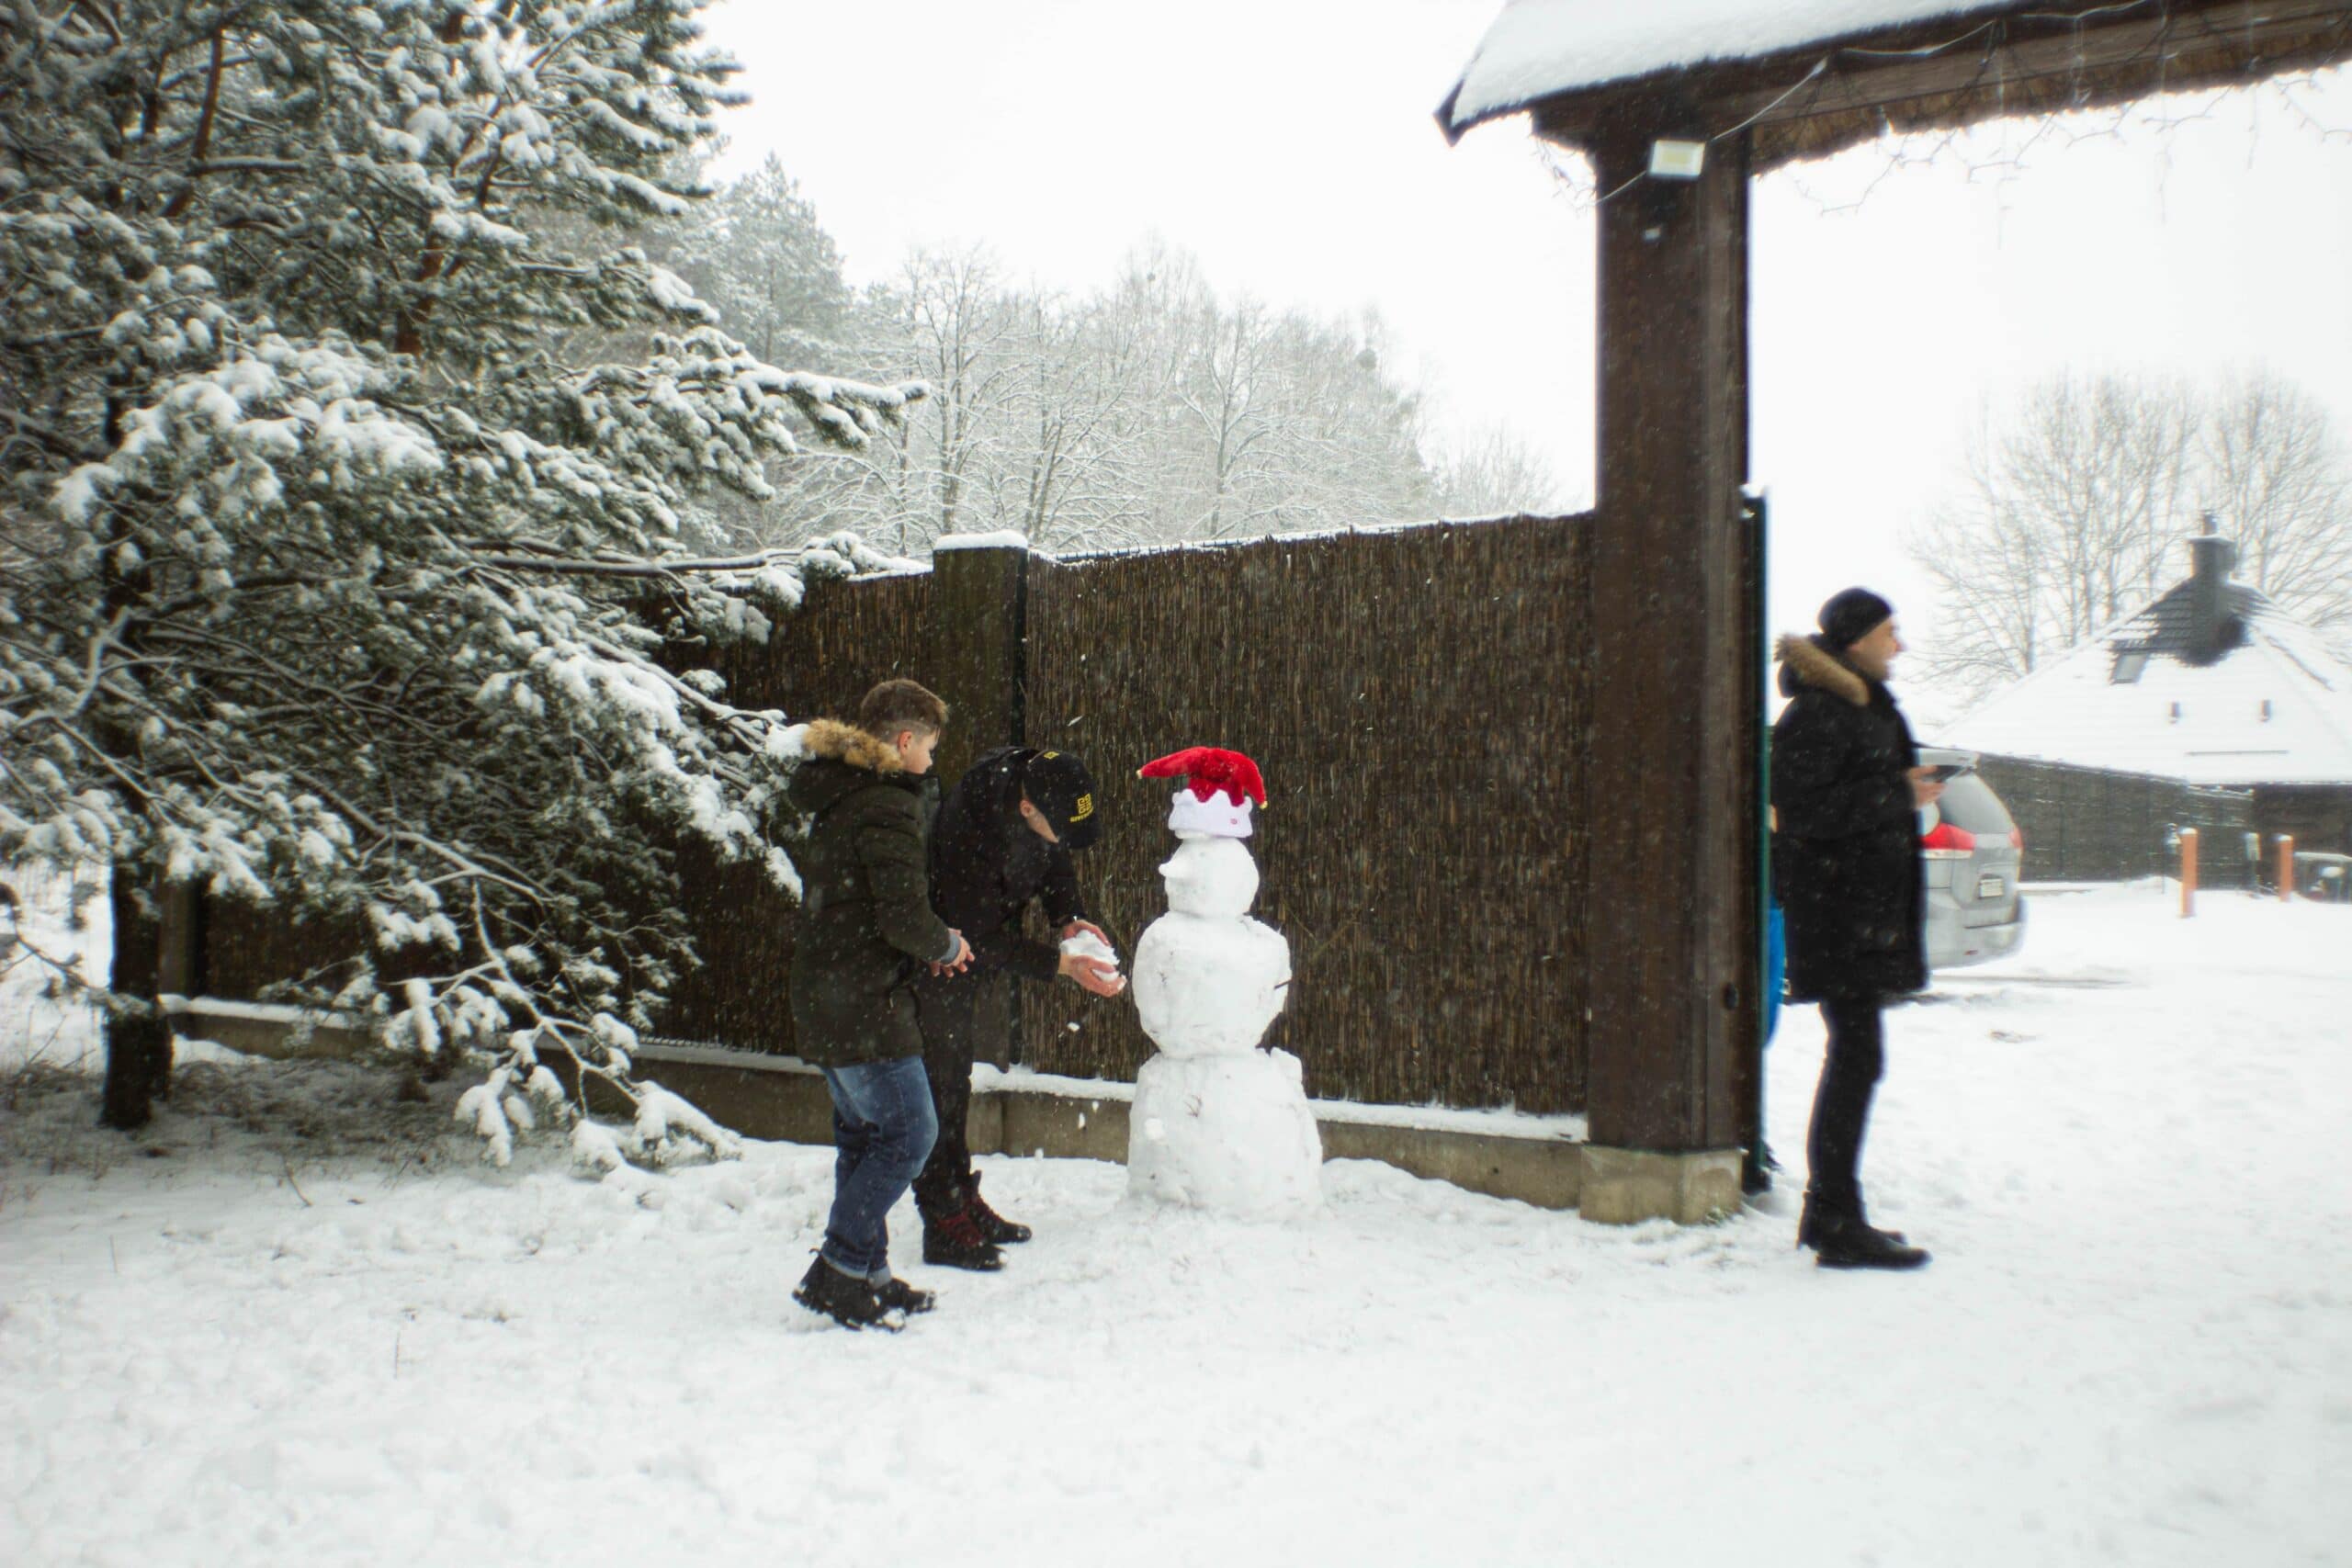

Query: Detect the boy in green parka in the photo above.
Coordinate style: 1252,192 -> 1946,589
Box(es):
786,680 -> 971,1328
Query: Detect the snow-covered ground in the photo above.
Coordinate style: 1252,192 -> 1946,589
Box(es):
4,881 -> 2348,1565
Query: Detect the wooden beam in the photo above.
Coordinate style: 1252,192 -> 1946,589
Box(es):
1580,117 -> 1758,1159
1533,0 -> 2352,168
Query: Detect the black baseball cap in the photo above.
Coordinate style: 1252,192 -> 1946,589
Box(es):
1022,750 -> 1101,851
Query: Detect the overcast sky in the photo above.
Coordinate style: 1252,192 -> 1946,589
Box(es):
701,0 -> 2352,725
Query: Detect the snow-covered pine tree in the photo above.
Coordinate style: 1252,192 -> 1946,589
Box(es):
667,153 -> 854,371
0,0 -> 921,1155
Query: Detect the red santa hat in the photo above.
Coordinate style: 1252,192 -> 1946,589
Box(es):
1138,747 -> 1267,840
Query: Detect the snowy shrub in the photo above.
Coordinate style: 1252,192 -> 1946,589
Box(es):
571,1119 -> 629,1175
0,0 -> 922,1147
622,1081 -> 743,1168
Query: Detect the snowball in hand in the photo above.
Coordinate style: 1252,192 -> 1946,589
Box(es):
1059,929 -> 1121,972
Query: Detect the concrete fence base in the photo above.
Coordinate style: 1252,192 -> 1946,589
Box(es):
628,1045 -> 1590,1213
1576,1145 -> 1745,1225
166,1001 -> 1608,1213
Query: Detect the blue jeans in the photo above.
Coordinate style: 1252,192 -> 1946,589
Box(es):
818,1057 -> 939,1281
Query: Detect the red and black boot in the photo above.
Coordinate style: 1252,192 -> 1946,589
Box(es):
921,1197 -> 1004,1271
965,1172 -> 1033,1246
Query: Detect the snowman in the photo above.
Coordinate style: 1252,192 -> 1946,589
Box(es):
1125,747 -> 1322,1216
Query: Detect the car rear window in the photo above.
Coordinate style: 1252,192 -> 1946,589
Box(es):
1937,773 -> 2015,834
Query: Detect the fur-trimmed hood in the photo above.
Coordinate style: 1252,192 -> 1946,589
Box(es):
786,718 -> 915,821
1774,633 -> 1871,707
798,717 -> 904,774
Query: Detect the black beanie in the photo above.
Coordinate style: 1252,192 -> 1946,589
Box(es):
1818,588 -> 1894,650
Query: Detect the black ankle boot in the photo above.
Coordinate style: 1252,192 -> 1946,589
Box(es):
872,1275 -> 936,1314
793,1258 -> 899,1329
1806,1210 -> 1930,1271
1797,1193 -> 1906,1248
922,1206 -> 1005,1271
966,1174 -> 1032,1245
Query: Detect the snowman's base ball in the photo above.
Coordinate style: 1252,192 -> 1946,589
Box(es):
1126,1049 -> 1323,1217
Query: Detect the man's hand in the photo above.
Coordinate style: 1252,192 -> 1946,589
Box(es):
932,931 -> 973,976
1060,918 -> 1110,946
1908,766 -> 1947,809
1057,951 -> 1125,998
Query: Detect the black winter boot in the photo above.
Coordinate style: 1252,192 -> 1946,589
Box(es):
922,1206 -> 1005,1271
1805,1210 -> 1930,1271
966,1173 -> 1032,1245
871,1275 -> 936,1314
793,1258 -> 899,1330
1797,1192 -> 1906,1248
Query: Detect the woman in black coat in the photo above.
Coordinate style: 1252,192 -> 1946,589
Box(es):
1770,590 -> 1939,1271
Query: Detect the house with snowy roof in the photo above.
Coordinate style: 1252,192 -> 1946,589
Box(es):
1945,536 -> 2352,856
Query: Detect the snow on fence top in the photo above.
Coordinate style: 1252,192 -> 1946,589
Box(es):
1442,0 -> 2018,134
934,530 -> 1034,552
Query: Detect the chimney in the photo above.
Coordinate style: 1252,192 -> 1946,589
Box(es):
2187,526 -> 2237,664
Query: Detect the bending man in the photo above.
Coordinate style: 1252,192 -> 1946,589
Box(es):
916,747 -> 1124,1269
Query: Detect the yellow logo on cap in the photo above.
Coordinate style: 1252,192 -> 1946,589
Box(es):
1072,793 -> 1094,822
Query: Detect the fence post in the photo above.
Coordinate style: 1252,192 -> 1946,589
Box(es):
930,535 -> 1032,1070
157,878 -> 206,1001
2278,834 -> 2296,902
930,536 -> 1030,785
2177,829 -> 2197,919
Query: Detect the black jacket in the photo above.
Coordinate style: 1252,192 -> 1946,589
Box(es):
785,720 -> 958,1066
929,747 -> 1088,985
1770,635 -> 1928,1002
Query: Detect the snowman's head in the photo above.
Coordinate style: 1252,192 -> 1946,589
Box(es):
1160,834 -> 1259,917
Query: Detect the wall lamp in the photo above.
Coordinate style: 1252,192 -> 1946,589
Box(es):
1647,139 -> 1707,179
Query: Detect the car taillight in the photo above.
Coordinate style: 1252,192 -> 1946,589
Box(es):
2009,827 -> 2025,850
1920,820 -> 1976,857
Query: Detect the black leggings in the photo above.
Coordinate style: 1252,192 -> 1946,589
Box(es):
1806,997 -> 1886,1215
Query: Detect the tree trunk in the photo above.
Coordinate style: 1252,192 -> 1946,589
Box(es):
99,866 -> 173,1130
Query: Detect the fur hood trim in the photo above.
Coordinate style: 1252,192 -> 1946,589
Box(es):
799,718 -> 904,774
1774,634 -> 1870,708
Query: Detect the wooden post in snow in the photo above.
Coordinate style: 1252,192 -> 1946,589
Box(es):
1575,117 -> 1757,1225
2178,829 -> 2197,919
2278,835 -> 2296,902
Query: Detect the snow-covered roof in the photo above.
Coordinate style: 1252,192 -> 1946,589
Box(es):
1441,0 -> 2017,136
1943,582 -> 2352,788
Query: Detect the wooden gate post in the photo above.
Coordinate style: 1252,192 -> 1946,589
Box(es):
1576,118 -> 1757,1225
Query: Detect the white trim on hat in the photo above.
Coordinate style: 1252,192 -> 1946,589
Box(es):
1167,788 -> 1252,840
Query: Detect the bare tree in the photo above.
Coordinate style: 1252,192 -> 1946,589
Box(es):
1431,427 -> 1579,517
683,233 -> 1488,558
1913,369 -> 2351,705
2199,370 -> 2352,633
898,248 -> 1027,547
